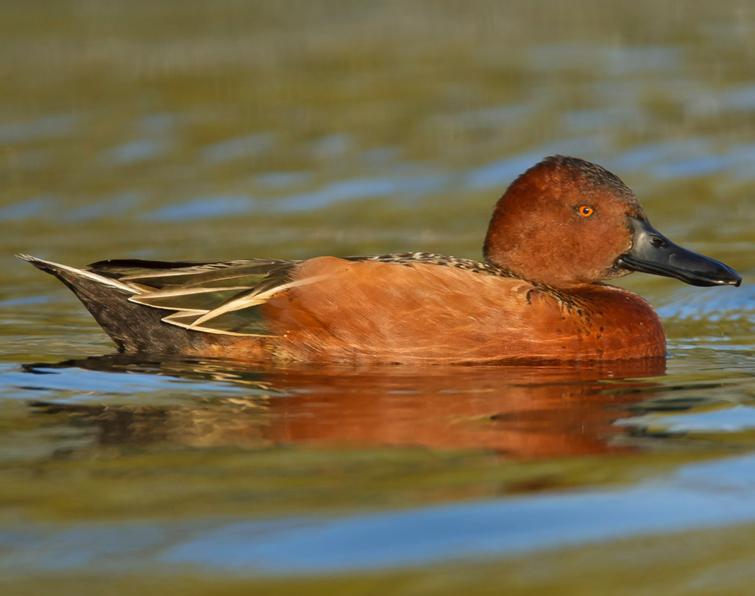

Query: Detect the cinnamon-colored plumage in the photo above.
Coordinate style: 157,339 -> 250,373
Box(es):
21,155 -> 741,363
259,258 -> 664,362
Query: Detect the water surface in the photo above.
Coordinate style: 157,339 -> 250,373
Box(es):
1,1 -> 754,594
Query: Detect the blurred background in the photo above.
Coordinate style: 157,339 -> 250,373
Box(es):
0,1 -> 754,594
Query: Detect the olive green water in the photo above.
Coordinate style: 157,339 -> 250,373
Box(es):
1,1 -> 754,594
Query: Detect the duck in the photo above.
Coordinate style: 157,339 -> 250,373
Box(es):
20,155 -> 741,364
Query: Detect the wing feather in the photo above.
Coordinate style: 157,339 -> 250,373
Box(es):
187,275 -> 327,329
87,258 -> 302,336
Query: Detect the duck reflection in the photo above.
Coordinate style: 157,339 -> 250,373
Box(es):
24,356 -> 666,458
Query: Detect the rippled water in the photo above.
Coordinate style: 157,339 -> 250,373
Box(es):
1,2 -> 754,594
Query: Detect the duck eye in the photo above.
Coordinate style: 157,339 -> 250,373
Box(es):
577,205 -> 594,218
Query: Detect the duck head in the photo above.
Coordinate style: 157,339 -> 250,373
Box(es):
483,155 -> 741,289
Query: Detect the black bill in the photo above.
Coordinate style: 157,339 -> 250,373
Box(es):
617,217 -> 741,287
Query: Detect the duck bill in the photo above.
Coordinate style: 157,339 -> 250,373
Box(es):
617,217 -> 741,287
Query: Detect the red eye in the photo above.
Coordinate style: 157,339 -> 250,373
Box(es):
577,205 -> 594,218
